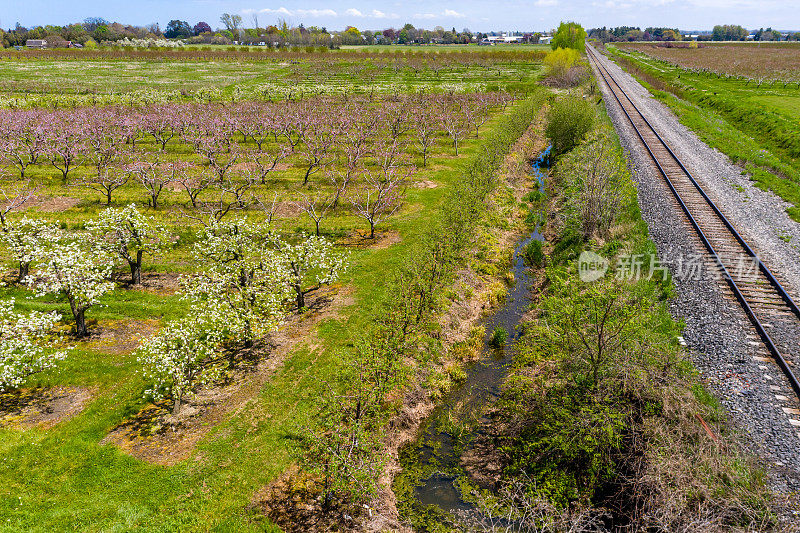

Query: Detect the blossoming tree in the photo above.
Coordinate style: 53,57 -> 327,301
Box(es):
137,317 -> 222,415
269,233 -> 349,310
0,299 -> 68,391
180,218 -> 290,345
0,217 -> 61,282
87,204 -> 171,285
26,241 -> 114,337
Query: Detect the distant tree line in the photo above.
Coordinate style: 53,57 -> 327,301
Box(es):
588,26 -> 682,42
589,24 -> 800,43
1,17 -> 167,48
1,14 -> 540,49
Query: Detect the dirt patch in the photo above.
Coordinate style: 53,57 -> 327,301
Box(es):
339,229 -> 401,250
17,195 -> 82,213
254,466 -> 367,533
133,272 -> 182,295
101,285 -> 355,466
274,201 -> 305,218
0,386 -> 93,429
414,180 -> 439,189
85,319 -> 160,355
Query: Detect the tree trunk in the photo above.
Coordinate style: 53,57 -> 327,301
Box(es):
369,222 -> 376,239
296,288 -> 305,310
173,393 -> 182,415
129,253 -> 142,285
74,308 -> 87,338
106,188 -> 112,206
18,262 -> 29,282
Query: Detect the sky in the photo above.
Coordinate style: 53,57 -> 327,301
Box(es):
3,0 -> 800,33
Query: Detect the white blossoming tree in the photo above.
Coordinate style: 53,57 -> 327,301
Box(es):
0,299 -> 68,391
181,218 -> 290,345
26,241 -> 115,337
0,217 -> 61,282
137,317 -> 223,415
269,233 -> 349,310
86,204 -> 171,285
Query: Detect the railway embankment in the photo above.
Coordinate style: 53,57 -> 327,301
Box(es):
590,45 -> 800,490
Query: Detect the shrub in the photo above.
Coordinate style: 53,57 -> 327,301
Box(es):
543,47 -> 580,78
545,96 -> 595,157
490,327 -> 509,347
556,130 -> 630,240
523,240 -> 544,266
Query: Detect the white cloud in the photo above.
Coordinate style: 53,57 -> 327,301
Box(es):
257,7 -> 293,16
371,9 -> 399,19
442,9 -> 466,18
296,8 -> 337,17
534,0 -> 558,6
412,9 -> 467,19
345,8 -> 399,19
250,6 -> 337,18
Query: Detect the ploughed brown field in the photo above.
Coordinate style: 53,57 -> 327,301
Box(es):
618,42 -> 800,80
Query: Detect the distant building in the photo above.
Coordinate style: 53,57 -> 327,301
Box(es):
26,39 -> 74,49
484,33 -> 525,44
539,36 -> 553,45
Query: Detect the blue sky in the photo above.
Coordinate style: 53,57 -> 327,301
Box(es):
3,0 -> 799,32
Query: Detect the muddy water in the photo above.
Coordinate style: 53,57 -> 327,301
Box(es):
398,146 -> 551,524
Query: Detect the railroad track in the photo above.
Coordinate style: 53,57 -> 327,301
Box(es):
586,45 -> 800,410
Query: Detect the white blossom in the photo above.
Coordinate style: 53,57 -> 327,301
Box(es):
0,299 -> 68,391
0,217 -> 61,280
86,204 -> 172,284
180,218 -> 291,344
269,232 -> 349,310
26,240 -> 115,337
137,317 -> 223,414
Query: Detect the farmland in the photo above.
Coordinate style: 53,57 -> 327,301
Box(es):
0,48 -> 544,107
618,41 -> 800,82
1,20 -> 794,532
607,42 -> 800,221
0,46 -> 548,530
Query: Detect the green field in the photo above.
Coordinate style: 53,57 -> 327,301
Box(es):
0,48 -> 545,110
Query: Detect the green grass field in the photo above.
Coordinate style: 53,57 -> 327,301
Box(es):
0,47 -> 544,103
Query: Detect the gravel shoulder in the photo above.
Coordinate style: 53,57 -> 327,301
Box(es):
589,46 -> 800,494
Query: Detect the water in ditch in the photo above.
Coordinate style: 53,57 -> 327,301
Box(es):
396,145 -> 551,528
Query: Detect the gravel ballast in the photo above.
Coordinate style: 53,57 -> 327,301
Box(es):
588,46 -> 800,492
